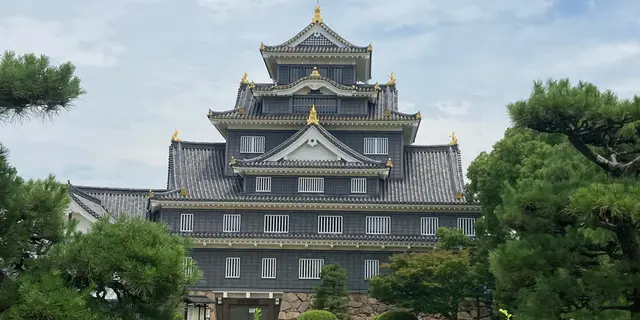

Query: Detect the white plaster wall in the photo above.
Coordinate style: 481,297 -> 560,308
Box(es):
67,201 -> 96,233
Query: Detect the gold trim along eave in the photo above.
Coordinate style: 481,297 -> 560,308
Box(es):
261,52 -> 371,59
209,118 -> 420,127
151,200 -> 481,213
231,167 -> 391,178
190,238 -> 437,251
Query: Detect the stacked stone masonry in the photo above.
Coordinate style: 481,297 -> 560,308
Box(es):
279,293 -> 490,320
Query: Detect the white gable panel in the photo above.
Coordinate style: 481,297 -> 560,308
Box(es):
289,24 -> 348,48
266,126 -> 360,163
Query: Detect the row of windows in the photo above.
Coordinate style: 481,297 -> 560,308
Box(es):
240,136 -> 389,155
184,257 -> 381,280
255,177 -> 367,194
179,214 -> 476,236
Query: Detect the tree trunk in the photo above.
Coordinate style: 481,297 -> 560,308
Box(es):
616,224 -> 640,318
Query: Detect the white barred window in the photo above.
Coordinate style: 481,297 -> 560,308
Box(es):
350,178 -> 367,194
365,216 -> 391,234
262,258 -> 277,279
317,216 -> 343,234
420,217 -> 439,236
184,257 -> 194,277
222,214 -> 241,232
298,177 -> 324,193
364,260 -> 380,280
180,214 -> 194,232
264,215 -> 289,233
363,138 -> 389,155
255,177 -> 272,192
299,259 -> 324,279
225,257 -> 241,278
457,218 -> 476,236
240,136 -> 265,154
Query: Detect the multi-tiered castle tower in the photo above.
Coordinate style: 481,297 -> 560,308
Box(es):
67,4 -> 480,320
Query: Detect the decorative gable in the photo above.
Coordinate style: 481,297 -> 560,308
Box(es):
298,32 -> 339,47
266,125 -> 360,162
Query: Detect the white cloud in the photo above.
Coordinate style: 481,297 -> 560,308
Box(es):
0,0 -> 639,188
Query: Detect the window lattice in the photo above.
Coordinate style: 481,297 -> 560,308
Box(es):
298,33 -> 338,47
457,218 -> 476,236
298,177 -> 324,193
240,136 -> 265,154
318,216 -> 343,234
180,214 -> 194,232
255,177 -> 272,192
222,214 -> 241,232
363,138 -> 389,155
366,216 -> 391,234
298,259 -> 324,279
364,260 -> 380,280
262,258 -> 277,279
420,217 -> 439,236
264,215 -> 289,233
225,257 -> 241,279
351,178 -> 367,193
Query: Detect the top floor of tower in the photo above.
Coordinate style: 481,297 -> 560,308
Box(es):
260,4 -> 373,85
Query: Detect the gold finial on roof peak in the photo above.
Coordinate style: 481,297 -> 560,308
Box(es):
260,42 -> 265,51
374,82 -> 380,91
240,72 -> 249,84
386,158 -> 393,168
147,189 -> 154,198
416,111 -> 422,120
171,129 -> 180,142
387,72 -> 396,85
312,3 -> 323,23
249,81 -> 255,89
449,132 -> 458,145
307,105 -> 319,125
207,109 -> 213,117
310,66 -> 321,77
367,42 -> 372,52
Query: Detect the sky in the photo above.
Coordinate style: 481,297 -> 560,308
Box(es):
1,0 -> 639,189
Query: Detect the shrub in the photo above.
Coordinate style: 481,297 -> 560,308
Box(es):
376,311 -> 417,320
299,310 -> 338,320
312,264 -> 349,320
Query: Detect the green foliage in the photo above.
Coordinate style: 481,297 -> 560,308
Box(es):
52,216 -> 199,320
468,79 -> 640,319
375,310 -> 417,320
0,50 -> 85,123
368,245 -> 475,320
253,307 -> 262,320
312,264 -> 349,320
299,310 -> 338,320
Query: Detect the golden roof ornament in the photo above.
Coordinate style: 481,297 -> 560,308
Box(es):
416,111 -> 422,120
374,82 -> 380,91
312,4 -> 323,23
307,105 -> 319,125
387,72 -> 397,85
147,189 -> 154,198
207,109 -> 213,117
386,158 -> 393,168
238,107 -> 246,115
310,66 -> 321,78
179,188 -> 189,197
249,81 -> 255,89
367,42 -> 372,52
240,72 -> 249,84
230,156 -> 237,166
456,192 -> 464,200
171,129 -> 180,142
385,108 -> 391,117
260,42 -> 265,51
449,132 -> 458,145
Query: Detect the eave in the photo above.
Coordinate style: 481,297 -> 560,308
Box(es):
150,200 -> 481,213
231,166 -> 391,179
189,237 -> 437,251
252,76 -> 378,101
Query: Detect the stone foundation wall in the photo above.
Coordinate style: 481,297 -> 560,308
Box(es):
279,293 -> 491,320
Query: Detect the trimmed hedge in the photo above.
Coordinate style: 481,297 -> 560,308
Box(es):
299,310 -> 338,320
376,311 -> 417,320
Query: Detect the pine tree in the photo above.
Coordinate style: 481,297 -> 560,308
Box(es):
312,264 -> 349,320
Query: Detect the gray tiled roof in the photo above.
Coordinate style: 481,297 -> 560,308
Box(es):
68,184 -> 111,220
234,123 -> 388,169
261,21 -> 369,53
163,140 -> 466,204
208,83 -> 419,122
68,184 -> 160,218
